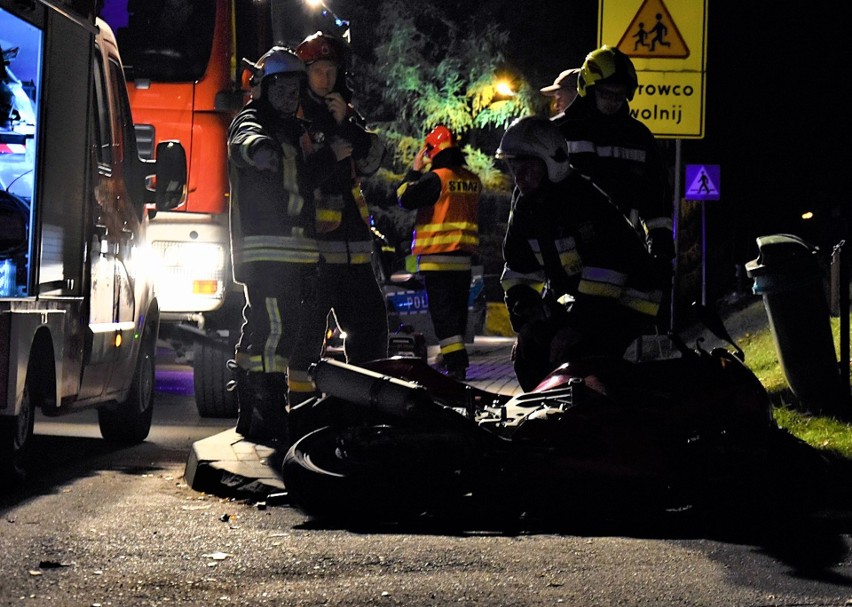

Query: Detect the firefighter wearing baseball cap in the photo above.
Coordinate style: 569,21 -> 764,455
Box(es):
554,45 -> 674,329
288,32 -> 388,406
227,47 -> 338,443
540,67 -> 581,116
397,125 -> 482,380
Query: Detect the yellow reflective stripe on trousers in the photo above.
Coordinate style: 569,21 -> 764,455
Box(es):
500,265 -> 545,293
439,335 -> 465,355
262,297 -> 288,373
243,353 -> 287,373
287,368 -> 316,394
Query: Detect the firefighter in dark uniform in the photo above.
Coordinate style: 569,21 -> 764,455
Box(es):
497,116 -> 663,391
397,125 -> 481,380
289,32 -> 387,405
227,47 -> 340,442
554,46 -> 673,329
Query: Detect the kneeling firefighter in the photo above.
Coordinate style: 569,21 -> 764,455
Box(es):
498,116 -> 664,391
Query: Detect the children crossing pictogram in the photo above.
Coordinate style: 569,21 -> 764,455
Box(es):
617,0 -> 690,59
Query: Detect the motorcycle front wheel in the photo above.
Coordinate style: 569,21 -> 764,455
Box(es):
282,424 -> 472,523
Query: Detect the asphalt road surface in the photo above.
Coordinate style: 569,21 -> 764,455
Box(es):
4,352 -> 852,606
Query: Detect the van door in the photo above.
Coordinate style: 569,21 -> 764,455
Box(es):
78,42 -> 122,400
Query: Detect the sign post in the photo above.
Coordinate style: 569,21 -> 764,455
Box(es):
684,164 -> 720,306
600,0 -> 709,324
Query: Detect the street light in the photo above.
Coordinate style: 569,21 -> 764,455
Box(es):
304,0 -> 350,42
495,79 -> 515,98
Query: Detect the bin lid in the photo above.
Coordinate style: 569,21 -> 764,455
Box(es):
745,233 -> 819,277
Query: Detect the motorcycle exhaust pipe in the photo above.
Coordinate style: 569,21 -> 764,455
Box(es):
310,358 -> 434,418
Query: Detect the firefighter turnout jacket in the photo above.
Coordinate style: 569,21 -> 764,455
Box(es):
228,100 -> 325,281
501,171 -> 662,338
298,91 -> 385,264
553,95 -> 673,260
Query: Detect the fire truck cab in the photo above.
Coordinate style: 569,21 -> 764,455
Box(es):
0,0 -> 187,483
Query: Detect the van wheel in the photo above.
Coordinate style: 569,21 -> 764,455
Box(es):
193,340 -> 237,418
98,336 -> 155,443
0,373 -> 36,485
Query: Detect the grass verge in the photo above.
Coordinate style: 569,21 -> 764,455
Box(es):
741,315 -> 852,457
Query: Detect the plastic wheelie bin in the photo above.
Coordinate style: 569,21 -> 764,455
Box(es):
746,233 -> 843,413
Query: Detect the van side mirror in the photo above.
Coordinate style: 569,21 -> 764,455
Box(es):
154,140 -> 187,211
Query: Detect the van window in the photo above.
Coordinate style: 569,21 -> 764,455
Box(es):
93,52 -> 112,165
0,6 -> 40,297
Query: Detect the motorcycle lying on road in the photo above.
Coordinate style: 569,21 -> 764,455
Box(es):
282,311 -> 838,528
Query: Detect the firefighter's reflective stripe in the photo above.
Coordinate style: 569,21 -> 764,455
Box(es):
287,368 -> 315,398
439,335 -> 465,355
353,184 -> 370,222
242,353 -> 287,373
396,181 -> 411,198
620,287 -> 662,316
410,166 -> 480,256
314,191 -> 344,233
315,170 -> 370,233
413,221 -> 479,252
239,235 -> 319,264
281,142 -> 304,216
317,239 -> 373,264
577,266 -> 627,299
528,237 -> 581,276
260,297 -> 288,373
644,216 -> 674,232
567,140 -> 647,163
417,254 -> 472,272
500,265 -> 545,293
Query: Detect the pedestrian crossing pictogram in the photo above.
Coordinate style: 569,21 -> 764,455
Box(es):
684,164 -> 720,201
617,0 -> 690,59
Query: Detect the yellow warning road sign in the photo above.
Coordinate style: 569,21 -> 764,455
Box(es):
599,0 -> 707,138
616,0 -> 689,59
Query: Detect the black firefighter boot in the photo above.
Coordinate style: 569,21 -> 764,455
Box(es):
246,372 -> 289,446
227,361 -> 254,437
444,348 -> 469,381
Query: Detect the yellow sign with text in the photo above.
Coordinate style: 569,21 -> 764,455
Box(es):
599,0 -> 707,139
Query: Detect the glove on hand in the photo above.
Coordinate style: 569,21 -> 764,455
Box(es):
505,285 -> 545,333
249,140 -> 281,172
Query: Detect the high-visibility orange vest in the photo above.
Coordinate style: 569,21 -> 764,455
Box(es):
411,166 -> 481,256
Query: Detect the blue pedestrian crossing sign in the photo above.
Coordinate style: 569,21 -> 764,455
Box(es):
684,164 -> 720,200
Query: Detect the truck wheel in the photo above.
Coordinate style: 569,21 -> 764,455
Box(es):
98,335 -> 155,443
193,340 -> 237,418
0,374 -> 36,485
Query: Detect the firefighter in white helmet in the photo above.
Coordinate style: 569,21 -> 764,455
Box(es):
497,116 -> 663,391
227,46 -> 343,443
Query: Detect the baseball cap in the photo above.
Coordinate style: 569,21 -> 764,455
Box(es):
540,68 -> 581,96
